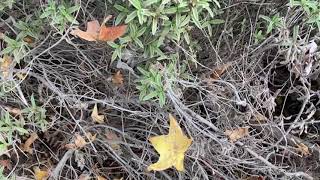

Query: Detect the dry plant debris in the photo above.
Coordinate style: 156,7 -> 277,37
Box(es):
91,104 -> 105,124
70,17 -> 127,42
225,127 -> 249,143
33,167 -> 50,180
21,132 -> 38,154
147,114 -> 192,171
0,55 -> 12,79
210,63 -> 232,80
296,142 -> 311,156
112,71 -> 124,86
0,159 -> 12,170
65,133 -> 95,149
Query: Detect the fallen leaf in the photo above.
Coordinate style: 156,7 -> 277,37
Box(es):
147,114 -> 192,171
78,174 -> 90,180
65,133 -> 96,149
97,176 -> 106,180
99,25 -> 127,41
210,63 -> 231,80
70,20 -> 100,41
296,143 -> 311,156
0,159 -> 12,170
33,167 -> 50,180
22,132 -> 38,154
105,129 -> 122,154
0,32 -> 4,39
225,127 -> 249,143
15,72 -> 28,80
23,36 -> 35,44
0,55 -> 12,79
74,134 -> 87,148
4,106 -> 22,116
70,18 -> 127,42
86,132 -> 97,142
91,104 -> 104,124
112,71 -> 124,86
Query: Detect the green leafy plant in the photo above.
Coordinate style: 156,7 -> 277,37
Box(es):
290,0 -> 320,31
136,66 -> 166,107
14,19 -> 42,40
111,0 -> 223,61
22,95 -> 48,131
136,53 -> 190,106
1,36 -> 28,63
40,0 -> 79,33
0,112 -> 28,146
259,14 -> 283,34
0,0 -> 14,11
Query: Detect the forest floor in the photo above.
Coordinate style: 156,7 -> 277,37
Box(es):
1,0 -> 320,180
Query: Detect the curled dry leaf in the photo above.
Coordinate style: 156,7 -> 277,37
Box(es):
97,176 -> 106,180
91,104 -> 104,124
225,127 -> 249,143
33,167 -> 50,180
86,132 -> 97,142
210,63 -> 232,80
0,32 -> 4,39
112,71 -> 124,86
65,133 -> 96,149
0,159 -> 12,170
105,129 -> 122,154
296,143 -> 311,156
4,106 -> 22,116
0,55 -> 12,79
78,174 -> 91,180
22,132 -> 38,154
70,18 -> 127,42
23,36 -> 35,44
147,114 -> 192,172
74,134 -> 87,148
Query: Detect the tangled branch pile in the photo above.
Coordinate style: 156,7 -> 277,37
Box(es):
0,0 -> 320,179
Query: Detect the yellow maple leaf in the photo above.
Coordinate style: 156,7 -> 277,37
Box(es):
91,104 -> 104,124
147,114 -> 192,172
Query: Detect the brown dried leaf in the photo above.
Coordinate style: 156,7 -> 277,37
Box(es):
75,134 -> 87,148
91,104 -> 104,124
112,71 -> 124,86
78,174 -> 91,180
97,176 -> 106,180
225,127 -> 249,143
70,20 -> 100,41
0,55 -> 12,79
23,36 -> 35,44
4,106 -> 22,116
86,132 -> 97,142
22,132 -> 38,154
33,167 -> 50,180
70,18 -> 127,42
0,159 -> 12,170
210,63 -> 231,80
296,143 -> 311,156
99,25 -> 127,41
0,32 -> 4,40
105,130 -> 122,153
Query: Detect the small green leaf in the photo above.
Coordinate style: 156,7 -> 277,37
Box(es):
152,18 -> 158,35
129,0 -> 142,9
143,91 -> 158,101
125,11 -> 137,23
